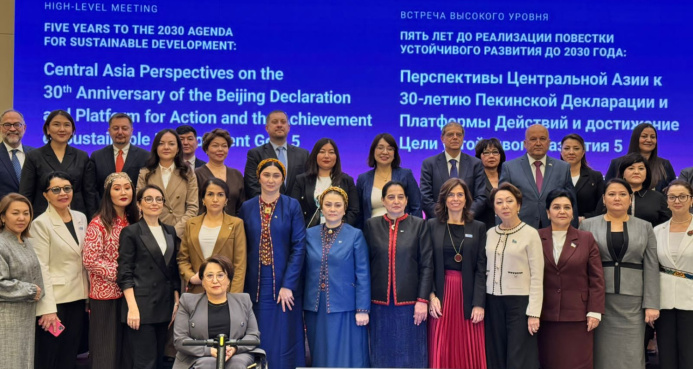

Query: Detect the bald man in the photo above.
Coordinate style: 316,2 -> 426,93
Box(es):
499,124 -> 577,228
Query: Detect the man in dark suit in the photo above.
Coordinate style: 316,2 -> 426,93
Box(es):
244,110 -> 309,198
0,109 -> 35,200
176,125 -> 206,169
85,113 -> 149,200
500,124 -> 577,228
420,122 -> 487,218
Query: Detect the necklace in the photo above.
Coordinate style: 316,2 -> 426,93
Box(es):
375,169 -> 391,182
446,223 -> 464,263
671,215 -> 693,224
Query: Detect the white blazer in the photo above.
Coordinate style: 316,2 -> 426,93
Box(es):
32,205 -> 89,316
654,220 -> 693,310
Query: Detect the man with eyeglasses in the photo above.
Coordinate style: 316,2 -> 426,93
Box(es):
85,113 -> 150,203
500,124 -> 577,228
0,109 -> 35,200
420,121 -> 487,218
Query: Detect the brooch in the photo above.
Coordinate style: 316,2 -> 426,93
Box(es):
687,230 -> 693,236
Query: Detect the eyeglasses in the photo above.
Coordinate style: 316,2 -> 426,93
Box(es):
143,196 -> 165,204
204,273 -> 227,281
1,123 -> 24,129
46,185 -> 73,194
447,192 -> 465,199
667,195 -> 692,203
482,151 -> 500,156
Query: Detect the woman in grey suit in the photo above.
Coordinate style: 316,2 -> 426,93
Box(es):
173,255 -> 260,369
579,178 -> 660,369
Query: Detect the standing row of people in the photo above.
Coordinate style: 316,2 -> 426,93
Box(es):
0,106 -> 690,369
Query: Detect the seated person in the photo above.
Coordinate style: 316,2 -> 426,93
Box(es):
173,255 -> 261,369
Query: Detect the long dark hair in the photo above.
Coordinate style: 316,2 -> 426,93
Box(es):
627,123 -> 665,189
144,129 -> 190,183
434,178 -> 473,223
560,133 -> 591,169
96,174 -> 139,233
367,133 -> 401,168
305,138 -> 343,184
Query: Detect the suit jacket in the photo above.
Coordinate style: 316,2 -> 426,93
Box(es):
574,166 -> 605,218
0,142 -> 35,200
579,216 -> 659,309
85,144 -> 149,200
355,167 -> 422,228
195,165 -> 245,216
500,154 -> 577,228
172,293 -> 262,369
485,223 -> 544,317
429,219 -> 487,319
654,220 -> 693,310
476,175 -> 496,230
117,219 -> 181,324
19,143 -> 97,218
31,205 -> 89,315
290,173 -> 359,227
538,226 -> 605,322
194,157 -> 206,168
238,195 -> 306,302
177,214 -> 247,294
303,224 -> 370,313
420,152 -> 487,218
137,167 -> 199,237
679,166 -> 693,186
606,155 -> 676,192
243,143 -> 309,199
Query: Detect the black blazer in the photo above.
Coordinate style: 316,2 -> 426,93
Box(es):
429,219 -> 487,319
19,143 -> 96,218
605,155 -> 676,192
194,158 -> 206,168
117,219 -> 181,324
476,176 -> 496,230
85,144 -> 149,201
574,166 -> 605,218
243,143 -> 309,199
0,142 -> 35,200
290,172 -> 360,227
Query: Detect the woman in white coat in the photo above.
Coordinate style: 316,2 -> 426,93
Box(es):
32,171 -> 89,369
653,179 -> 693,369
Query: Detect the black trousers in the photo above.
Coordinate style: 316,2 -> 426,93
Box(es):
90,299 -> 132,369
35,299 -> 87,369
485,294 -> 539,369
128,321 -> 168,369
656,308 -> 693,369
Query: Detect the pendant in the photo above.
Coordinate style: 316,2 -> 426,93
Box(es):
454,253 -> 462,263
263,207 -> 271,214
327,229 -> 333,234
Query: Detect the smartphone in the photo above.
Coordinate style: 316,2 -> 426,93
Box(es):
48,322 -> 65,337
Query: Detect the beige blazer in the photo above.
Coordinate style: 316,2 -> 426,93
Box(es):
486,223 -> 544,317
177,214 -> 247,293
654,220 -> 693,310
137,167 -> 199,237
32,205 -> 89,315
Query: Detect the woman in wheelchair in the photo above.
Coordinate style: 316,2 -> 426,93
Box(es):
173,255 -> 261,369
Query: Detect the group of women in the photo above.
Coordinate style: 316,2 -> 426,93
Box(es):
0,110 -> 690,369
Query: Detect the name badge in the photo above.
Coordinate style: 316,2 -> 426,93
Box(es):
465,234 -> 473,238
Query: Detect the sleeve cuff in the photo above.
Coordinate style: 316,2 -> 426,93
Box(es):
587,312 -> 602,321
417,298 -> 429,304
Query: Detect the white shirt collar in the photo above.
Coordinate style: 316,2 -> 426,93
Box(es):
4,143 -> 23,154
527,153 -> 547,167
444,151 -> 462,163
159,163 -> 176,174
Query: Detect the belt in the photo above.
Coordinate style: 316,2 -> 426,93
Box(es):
660,265 -> 693,280
602,261 -> 642,269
